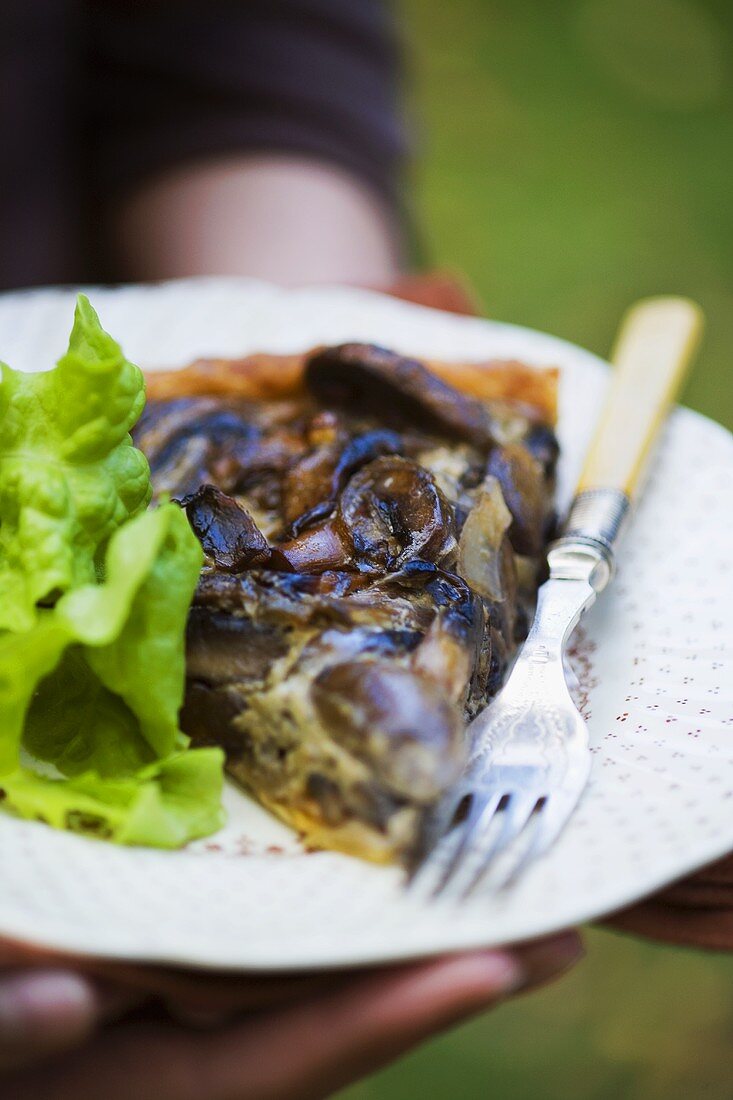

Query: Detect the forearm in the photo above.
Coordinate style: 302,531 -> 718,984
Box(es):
108,155 -> 403,287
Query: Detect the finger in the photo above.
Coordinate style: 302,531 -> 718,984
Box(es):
126,969 -> 346,1022
4,948 -> 529,1100
217,933 -> 582,1098
162,981 -> 339,1031
0,944 -> 354,1024
93,930 -> 582,1025
0,939 -> 422,1022
0,941 -> 146,1020
251,949 -> 529,1099
605,899 -> 733,950
512,930 -> 584,993
93,981 -> 150,1024
0,970 -> 98,1071
47,957 -> 349,1020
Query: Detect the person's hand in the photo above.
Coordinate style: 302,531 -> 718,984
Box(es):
605,852 -> 733,951
1,931 -> 581,1099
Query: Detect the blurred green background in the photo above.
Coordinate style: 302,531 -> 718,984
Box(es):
341,1 -> 733,1097
404,0 -> 733,431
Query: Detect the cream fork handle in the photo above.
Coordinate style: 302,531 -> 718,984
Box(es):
553,297 -> 704,581
579,296 -> 704,498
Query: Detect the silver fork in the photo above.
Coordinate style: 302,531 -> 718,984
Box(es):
411,296 -> 703,900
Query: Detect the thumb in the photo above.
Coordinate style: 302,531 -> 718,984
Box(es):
0,970 -> 98,1071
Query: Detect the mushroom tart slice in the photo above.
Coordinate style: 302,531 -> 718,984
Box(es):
136,343 -> 559,864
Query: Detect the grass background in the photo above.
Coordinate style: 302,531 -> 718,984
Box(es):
340,1 -> 733,1096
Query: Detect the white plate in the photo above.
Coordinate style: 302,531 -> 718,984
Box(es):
0,277 -> 731,972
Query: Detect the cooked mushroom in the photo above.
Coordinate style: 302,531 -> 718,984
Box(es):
186,606 -> 289,686
337,456 -> 457,572
180,681 -> 254,761
181,485 -> 270,572
486,443 -> 551,557
222,427 -> 307,511
134,397 -> 259,499
194,568 -> 372,627
311,661 -> 464,802
524,424 -> 560,480
282,429 -> 404,535
305,344 -> 498,448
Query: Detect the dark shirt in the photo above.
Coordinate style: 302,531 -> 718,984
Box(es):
0,0 -> 405,291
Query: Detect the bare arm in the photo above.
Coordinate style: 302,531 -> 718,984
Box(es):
109,155 -> 402,287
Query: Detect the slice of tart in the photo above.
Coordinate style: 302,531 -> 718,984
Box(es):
135,343 -> 559,864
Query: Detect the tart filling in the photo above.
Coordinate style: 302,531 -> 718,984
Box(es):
136,343 -> 559,863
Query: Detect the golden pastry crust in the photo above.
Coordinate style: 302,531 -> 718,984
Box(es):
145,351 -> 559,425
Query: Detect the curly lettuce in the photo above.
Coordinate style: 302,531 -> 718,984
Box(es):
0,295 -> 151,632
0,296 -> 225,847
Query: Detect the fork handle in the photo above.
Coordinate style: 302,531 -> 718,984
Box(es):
551,296 -> 703,586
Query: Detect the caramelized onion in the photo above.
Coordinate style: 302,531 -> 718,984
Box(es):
281,444 -> 341,528
270,520 -> 353,573
457,477 -> 515,603
486,443 -> 549,557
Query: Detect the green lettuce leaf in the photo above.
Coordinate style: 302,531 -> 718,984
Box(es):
0,504 -> 224,846
0,294 -> 151,632
0,298 -> 225,847
0,750 -> 225,848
